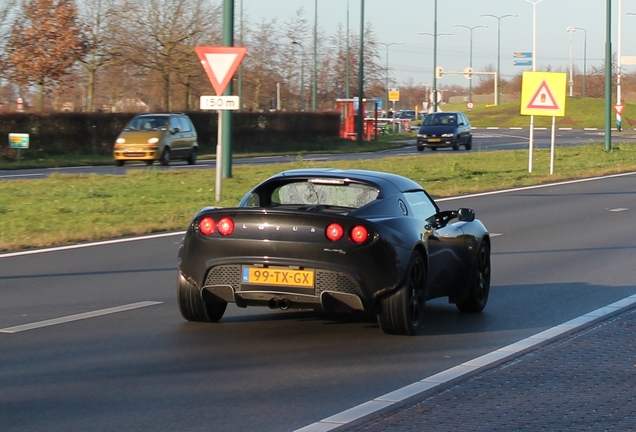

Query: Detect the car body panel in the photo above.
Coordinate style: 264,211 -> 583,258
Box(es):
416,111 -> 472,150
113,113 -> 198,164
177,169 -> 489,330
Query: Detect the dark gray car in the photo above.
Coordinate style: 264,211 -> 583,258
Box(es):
416,111 -> 472,151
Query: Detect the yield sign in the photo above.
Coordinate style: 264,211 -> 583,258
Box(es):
195,46 -> 248,96
614,104 -> 625,115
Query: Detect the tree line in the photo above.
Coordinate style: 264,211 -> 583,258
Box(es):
0,0 -> 629,115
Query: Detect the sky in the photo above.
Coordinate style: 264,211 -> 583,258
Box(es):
238,0 -> 636,89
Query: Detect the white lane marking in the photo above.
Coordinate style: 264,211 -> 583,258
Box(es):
490,233 -> 503,237
0,231 -> 186,259
294,293 -> 636,432
435,171 -> 636,202
0,301 -> 162,334
609,208 -> 628,212
0,173 -> 45,179
1,171 -> 634,260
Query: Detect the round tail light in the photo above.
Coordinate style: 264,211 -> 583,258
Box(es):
325,223 -> 344,241
217,217 -> 234,236
199,217 -> 216,235
350,225 -> 369,243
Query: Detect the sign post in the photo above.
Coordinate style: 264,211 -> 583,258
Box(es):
195,46 -> 247,201
9,133 -> 29,162
520,71 -> 567,174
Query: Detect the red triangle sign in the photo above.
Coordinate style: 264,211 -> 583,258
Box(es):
195,46 -> 248,96
614,104 -> 625,115
526,80 -> 560,110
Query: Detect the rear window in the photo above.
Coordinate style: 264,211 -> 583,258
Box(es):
244,179 -> 380,209
272,181 -> 379,208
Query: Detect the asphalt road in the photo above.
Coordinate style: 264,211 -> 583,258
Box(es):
2,129 -> 635,180
1,172 -> 635,432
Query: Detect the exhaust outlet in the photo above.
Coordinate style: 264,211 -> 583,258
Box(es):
268,299 -> 280,309
279,299 -> 292,310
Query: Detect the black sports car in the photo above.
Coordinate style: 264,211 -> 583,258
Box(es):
177,168 -> 491,335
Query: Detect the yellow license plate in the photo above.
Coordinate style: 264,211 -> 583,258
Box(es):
242,267 -> 315,288
428,138 -> 441,142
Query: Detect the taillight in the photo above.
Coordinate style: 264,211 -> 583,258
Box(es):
325,223 -> 344,241
199,217 -> 215,235
350,225 -> 368,243
217,217 -> 234,236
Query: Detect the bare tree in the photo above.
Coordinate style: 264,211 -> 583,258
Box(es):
110,0 -> 221,111
4,0 -> 88,111
242,17 -> 283,111
77,0 -> 121,111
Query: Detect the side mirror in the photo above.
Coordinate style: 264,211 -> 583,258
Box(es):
457,208 -> 475,222
170,127 -> 180,134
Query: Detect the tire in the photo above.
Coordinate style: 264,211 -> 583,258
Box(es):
377,253 -> 426,335
177,272 -> 227,322
115,160 -> 124,167
145,160 -> 153,166
465,136 -> 473,151
452,142 -> 459,151
417,146 -> 424,152
160,148 -> 170,166
187,147 -> 197,165
430,147 -> 437,151
456,241 -> 491,313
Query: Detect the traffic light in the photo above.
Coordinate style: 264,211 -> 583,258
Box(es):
435,67 -> 444,79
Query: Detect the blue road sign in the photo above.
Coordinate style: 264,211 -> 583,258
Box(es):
514,51 -> 532,58
514,60 -> 533,67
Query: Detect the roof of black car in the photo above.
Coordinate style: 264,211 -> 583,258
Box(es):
267,168 -> 423,194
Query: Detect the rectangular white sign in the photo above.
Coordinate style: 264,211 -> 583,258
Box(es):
200,95 -> 240,110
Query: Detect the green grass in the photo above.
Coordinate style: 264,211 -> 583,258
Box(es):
2,142 -> 636,252
443,97 -> 636,129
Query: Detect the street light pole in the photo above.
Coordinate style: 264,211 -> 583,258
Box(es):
292,41 -> 306,110
567,26 -> 575,97
454,24 -> 488,102
312,0 -> 318,110
417,28 -> 453,113
525,0 -> 543,174
373,41 -> 404,114
356,0 -> 365,145
480,13 -> 517,106
573,27 -> 587,97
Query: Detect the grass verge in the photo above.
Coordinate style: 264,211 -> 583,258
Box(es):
1,142 -> 635,252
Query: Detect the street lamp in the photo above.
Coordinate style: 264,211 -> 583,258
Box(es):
480,13 -> 517,105
417,30 -> 453,112
373,41 -> 404,114
567,26 -> 575,97
312,0 -> 318,110
291,41 -> 306,110
525,0 -> 543,174
454,24 -> 488,102
572,27 -> 587,97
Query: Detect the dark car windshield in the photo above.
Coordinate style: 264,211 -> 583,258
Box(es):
423,113 -> 457,126
124,116 -> 169,131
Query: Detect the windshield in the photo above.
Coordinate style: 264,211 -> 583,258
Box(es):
124,116 -> 169,131
423,113 -> 457,126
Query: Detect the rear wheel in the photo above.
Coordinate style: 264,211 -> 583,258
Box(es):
187,147 -> 197,165
465,136 -> 473,151
377,253 -> 426,335
160,148 -> 170,166
417,146 -> 424,152
115,160 -> 124,167
456,241 -> 491,313
145,160 -> 153,166
177,273 -> 227,322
